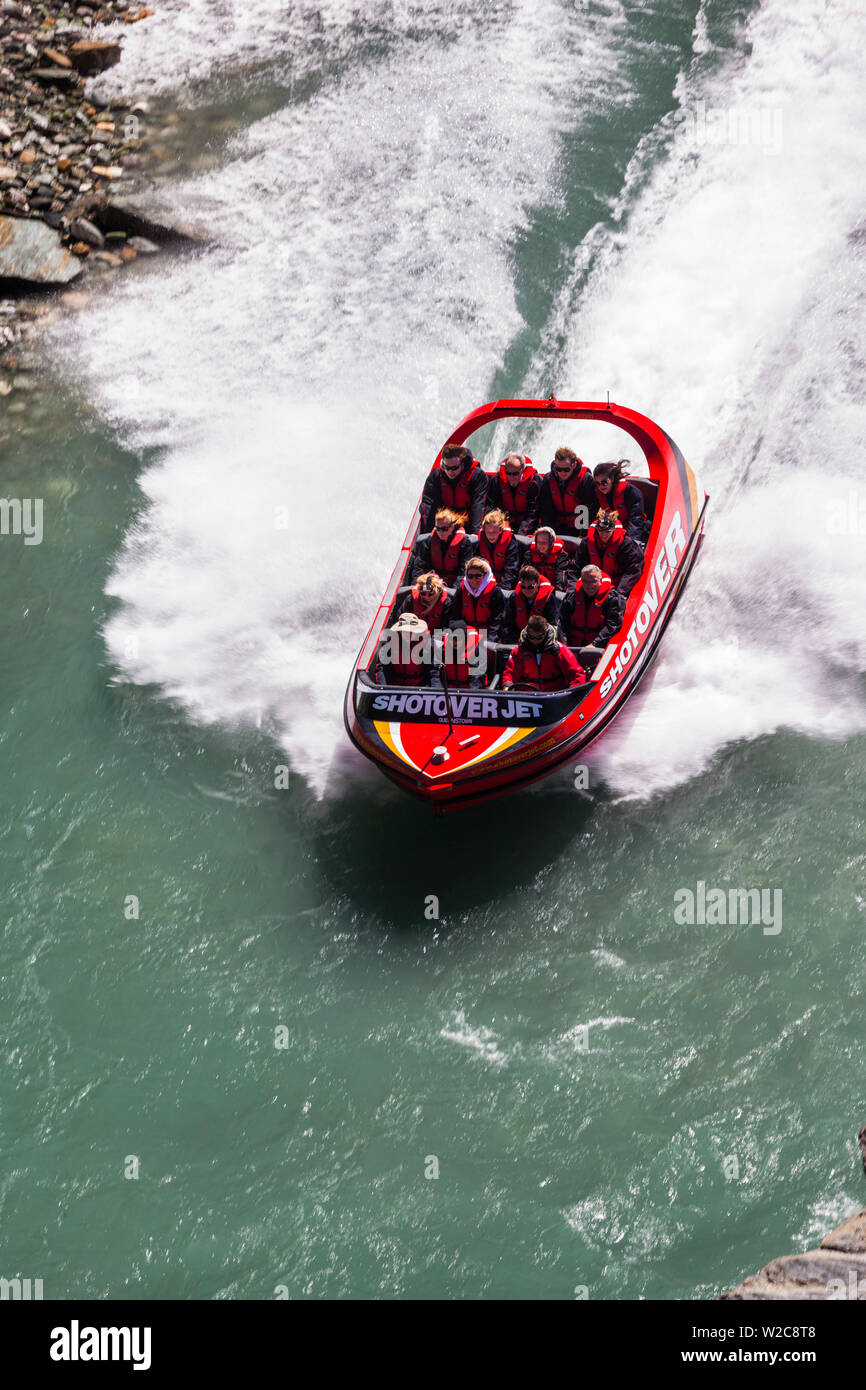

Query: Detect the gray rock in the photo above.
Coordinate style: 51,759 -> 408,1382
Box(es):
820,1208 -> 866,1254
0,214 -> 81,285
723,1209 -> 866,1299
68,216 -> 103,248
127,235 -> 158,254
32,68 -> 78,86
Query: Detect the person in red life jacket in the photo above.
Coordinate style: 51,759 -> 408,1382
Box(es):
484,452 -> 541,534
538,446 -> 595,536
558,564 -> 625,651
448,557 -> 505,644
571,509 -> 644,596
420,443 -> 487,535
410,508 -> 472,583
502,614 -> 586,691
527,525 -> 569,589
591,459 -> 648,544
375,612 -> 431,686
502,564 -> 559,642
437,625 -> 487,689
473,509 -> 520,589
395,570 -> 452,628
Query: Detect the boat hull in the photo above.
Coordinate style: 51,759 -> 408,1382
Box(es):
344,398 -> 708,811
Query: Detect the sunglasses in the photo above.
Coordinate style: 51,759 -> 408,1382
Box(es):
435,523 -> 453,532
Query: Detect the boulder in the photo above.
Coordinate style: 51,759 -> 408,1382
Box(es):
68,40 -> 122,75
820,1208 -> 866,1254
0,215 -> 81,286
723,1209 -> 866,1299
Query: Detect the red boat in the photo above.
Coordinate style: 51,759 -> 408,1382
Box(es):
344,397 -> 708,812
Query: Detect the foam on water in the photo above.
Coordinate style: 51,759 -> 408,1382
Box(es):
52,0 -> 633,791
523,0 -> 866,795
55,0 -> 866,801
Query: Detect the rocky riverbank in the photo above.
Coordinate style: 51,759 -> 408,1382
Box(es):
0,0 -> 192,388
722,1209 -> 866,1299
723,1130 -> 866,1299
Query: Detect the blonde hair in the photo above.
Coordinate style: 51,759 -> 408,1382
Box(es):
482,508 -> 508,528
434,508 -> 461,527
414,570 -> 444,597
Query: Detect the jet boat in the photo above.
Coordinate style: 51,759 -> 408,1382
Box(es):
344,397 -> 708,812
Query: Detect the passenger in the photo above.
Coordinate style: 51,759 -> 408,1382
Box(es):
503,563 -> 559,642
437,626 -> 486,689
592,460 -> 647,544
410,508 -> 472,583
485,452 -> 541,534
571,509 -> 644,596
558,564 -> 625,651
449,557 -> 505,643
527,525 -> 569,589
474,509 -> 520,589
420,443 -> 487,535
538,446 -> 595,536
396,570 -> 452,628
375,612 -> 431,686
502,614 -> 586,691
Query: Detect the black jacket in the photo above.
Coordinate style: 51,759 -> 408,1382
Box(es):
448,581 -> 505,645
571,532 -> 644,595
409,531 -> 473,584
538,468 -> 597,535
420,462 -> 488,535
558,583 -> 625,649
589,481 -> 648,545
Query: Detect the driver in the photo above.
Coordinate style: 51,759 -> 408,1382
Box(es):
502,614 -> 586,691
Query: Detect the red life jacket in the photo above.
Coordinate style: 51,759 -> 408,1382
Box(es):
528,537 -> 565,585
430,526 -> 466,579
410,586 -> 447,629
459,577 -> 497,629
594,478 -> 630,527
566,574 -> 613,646
477,527 -> 514,579
586,521 -> 626,578
438,458 -> 480,514
513,578 -> 554,633
442,629 -> 481,685
548,463 -> 590,529
510,644 -> 571,692
497,458 -> 536,520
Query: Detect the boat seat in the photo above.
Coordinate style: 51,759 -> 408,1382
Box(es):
628,476 -> 658,521
567,645 -> 605,673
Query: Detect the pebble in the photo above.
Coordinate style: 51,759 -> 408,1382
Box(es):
68,215 -> 104,247
127,235 -> 158,254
